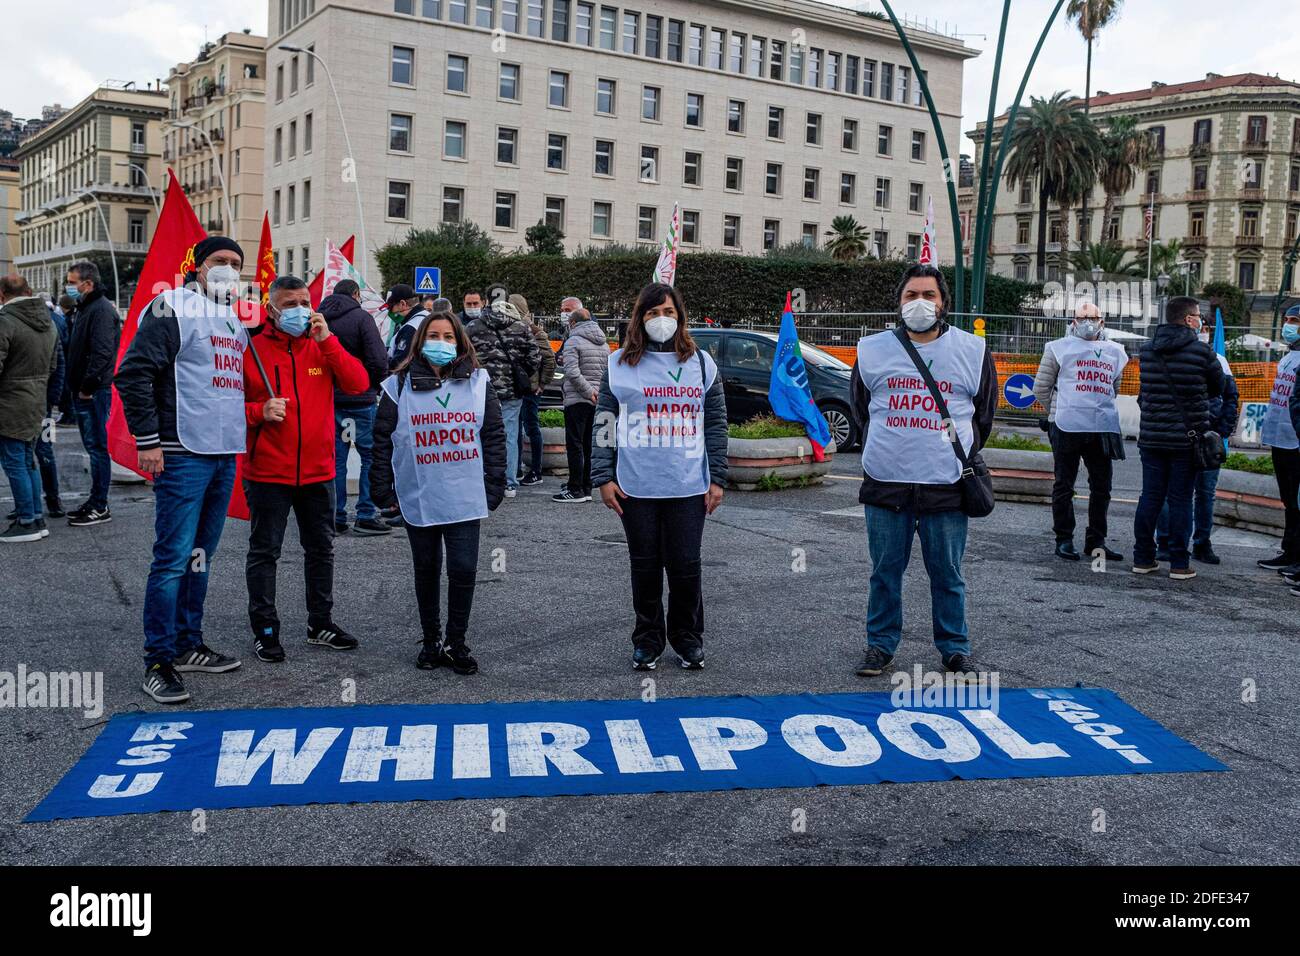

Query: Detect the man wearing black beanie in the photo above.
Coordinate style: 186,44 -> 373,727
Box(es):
115,238 -> 249,703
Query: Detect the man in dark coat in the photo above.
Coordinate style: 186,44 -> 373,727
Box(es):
64,260 -> 120,526
1132,296 -> 1224,579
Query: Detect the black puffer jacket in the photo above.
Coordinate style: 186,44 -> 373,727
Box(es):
370,352 -> 507,514
1136,323 -> 1225,450
318,292 -> 389,407
66,286 -> 120,395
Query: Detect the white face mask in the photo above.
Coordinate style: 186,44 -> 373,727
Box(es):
645,315 -> 678,343
900,298 -> 938,332
560,310 -> 573,324
1197,331 -> 1210,344
464,307 -> 482,319
205,264 -> 240,303
1073,319 -> 1101,340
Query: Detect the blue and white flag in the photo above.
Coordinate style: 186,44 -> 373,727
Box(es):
769,292 -> 833,459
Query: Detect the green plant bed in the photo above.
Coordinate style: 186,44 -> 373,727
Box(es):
753,473 -> 816,492
537,409 -> 566,429
984,430 -> 1051,452
728,415 -> 808,440
1223,452 -> 1274,476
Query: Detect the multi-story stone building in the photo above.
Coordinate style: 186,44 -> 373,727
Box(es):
163,31 -> 268,278
0,160 -> 19,275
970,72 -> 1300,304
13,85 -> 166,300
265,0 -> 974,283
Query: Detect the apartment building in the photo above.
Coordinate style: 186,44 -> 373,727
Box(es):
163,31 -> 268,278
266,0 -> 974,282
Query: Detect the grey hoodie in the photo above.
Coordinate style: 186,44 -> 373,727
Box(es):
560,319 -> 609,407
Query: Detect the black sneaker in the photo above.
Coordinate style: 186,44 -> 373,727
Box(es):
0,519 -> 44,543
352,517 -> 392,536
1192,545 -> 1221,565
65,502 -> 93,520
677,645 -> 705,670
855,646 -> 894,676
142,663 -> 190,704
307,624 -> 359,650
417,639 -> 443,670
68,506 -> 111,527
334,520 -> 349,534
1290,584 -> 1300,597
173,644 -> 242,673
632,645 -> 662,671
45,501 -> 66,519
1258,553 -> 1294,571
254,628 -> 285,663
443,643 -> 478,675
942,653 -> 986,678
552,488 -> 591,503
520,472 -> 543,486
1278,563 -> 1300,579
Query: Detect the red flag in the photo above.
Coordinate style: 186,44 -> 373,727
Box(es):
106,169 -> 206,479
308,235 -> 354,307
255,212 -> 276,307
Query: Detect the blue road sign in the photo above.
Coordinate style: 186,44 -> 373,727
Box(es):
1003,372 -> 1037,409
414,267 -> 441,296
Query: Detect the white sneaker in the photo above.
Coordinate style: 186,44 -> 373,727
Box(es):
504,488 -> 517,498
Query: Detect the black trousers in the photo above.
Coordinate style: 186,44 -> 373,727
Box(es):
407,519 -> 481,648
245,480 -> 335,635
618,494 -> 707,654
1049,425 -> 1114,552
1272,446 -> 1300,559
563,402 -> 595,494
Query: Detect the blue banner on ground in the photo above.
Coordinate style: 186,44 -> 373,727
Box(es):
26,688 -> 1225,821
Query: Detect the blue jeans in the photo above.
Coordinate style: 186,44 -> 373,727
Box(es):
73,388 -> 112,510
0,437 -> 42,523
519,393 -> 543,476
865,505 -> 970,659
1134,448 -> 1197,568
143,453 -> 235,665
335,404 -> 376,522
500,398 -> 523,489
1156,467 -> 1220,551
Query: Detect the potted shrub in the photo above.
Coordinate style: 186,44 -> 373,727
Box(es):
523,408 -> 570,476
726,415 -> 836,491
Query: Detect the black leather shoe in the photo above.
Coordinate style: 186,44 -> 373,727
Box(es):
1192,545 -> 1221,565
1055,541 -> 1080,561
1089,544 -> 1123,562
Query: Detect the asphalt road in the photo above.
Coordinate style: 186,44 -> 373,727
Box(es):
1,428 -> 1296,865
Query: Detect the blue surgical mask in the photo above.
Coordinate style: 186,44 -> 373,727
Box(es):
1284,324 -> 1300,344
65,284 -> 82,301
422,340 -> 458,366
276,305 -> 312,337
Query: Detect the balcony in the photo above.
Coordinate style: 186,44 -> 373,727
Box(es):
1243,138 -> 1269,152
210,128 -> 225,143
1241,188 -> 1264,202
1186,189 -> 1209,202
1184,234 -> 1207,247
1235,234 -> 1263,248
1189,142 -> 1212,157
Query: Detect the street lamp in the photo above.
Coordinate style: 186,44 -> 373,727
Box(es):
279,44 -> 368,282
171,117 -> 235,235
1157,271 -> 1171,322
78,189 -> 120,307
114,161 -> 161,216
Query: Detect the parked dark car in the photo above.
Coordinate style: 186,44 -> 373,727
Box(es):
543,326 -> 858,449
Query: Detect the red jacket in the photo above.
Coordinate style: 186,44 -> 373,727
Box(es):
243,326 -> 369,486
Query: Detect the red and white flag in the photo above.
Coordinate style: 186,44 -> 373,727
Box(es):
321,237 -> 389,339
1143,205 -> 1154,240
919,194 -> 936,264
652,202 -> 680,285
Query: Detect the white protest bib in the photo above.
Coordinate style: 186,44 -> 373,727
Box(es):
1047,335 -> 1128,434
381,368 -> 489,526
857,328 -> 986,485
1261,350 -> 1300,449
607,348 -> 717,499
160,287 -> 247,455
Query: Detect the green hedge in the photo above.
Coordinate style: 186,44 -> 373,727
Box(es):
1223,452 -> 1274,475
377,235 -> 1041,322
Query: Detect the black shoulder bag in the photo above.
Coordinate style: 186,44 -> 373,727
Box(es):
893,326 -> 995,518
1153,351 -> 1226,472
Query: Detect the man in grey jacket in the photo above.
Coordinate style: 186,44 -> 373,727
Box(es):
554,299 -> 607,502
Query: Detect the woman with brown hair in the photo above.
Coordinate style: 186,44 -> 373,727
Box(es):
590,282 -> 729,670
372,310 -> 506,673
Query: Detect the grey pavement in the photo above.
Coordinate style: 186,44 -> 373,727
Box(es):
0,428 -> 1296,865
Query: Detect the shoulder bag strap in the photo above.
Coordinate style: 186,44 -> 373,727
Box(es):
893,325 -> 974,476
1151,350 -> 1201,440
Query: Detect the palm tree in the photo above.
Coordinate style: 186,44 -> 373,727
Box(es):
825,215 -> 870,261
1069,241 -> 1137,276
1096,115 -> 1152,245
1134,238 -> 1185,284
1067,0 -> 1124,243
1003,92 -> 1102,280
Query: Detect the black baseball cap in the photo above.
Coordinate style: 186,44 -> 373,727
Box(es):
384,283 -> 417,309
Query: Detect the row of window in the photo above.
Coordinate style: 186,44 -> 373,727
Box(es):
270,179 -> 313,227
1012,206 -> 1299,249
18,207 -> 150,256
389,0 -> 926,104
272,113 -> 314,163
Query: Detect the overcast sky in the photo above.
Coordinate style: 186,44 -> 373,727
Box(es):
4,0 -> 1297,154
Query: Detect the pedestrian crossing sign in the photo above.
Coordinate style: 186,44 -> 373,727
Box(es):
414,267 -> 441,296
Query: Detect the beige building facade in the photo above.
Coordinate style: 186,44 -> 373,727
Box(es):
164,31 -> 268,278
266,0 -> 974,284
971,73 -> 1300,300
13,85 -> 168,301
0,161 -> 18,275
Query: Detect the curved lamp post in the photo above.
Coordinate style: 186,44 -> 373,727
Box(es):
172,117 -> 235,233
279,44 -> 368,283
880,0 -> 1069,315
114,161 -> 162,216
1273,232 -> 1300,337
78,189 -> 120,306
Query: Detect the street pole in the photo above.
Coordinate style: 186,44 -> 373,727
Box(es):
173,118 -> 235,235
81,190 -> 120,307
115,161 -> 161,216
280,44 -> 368,284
